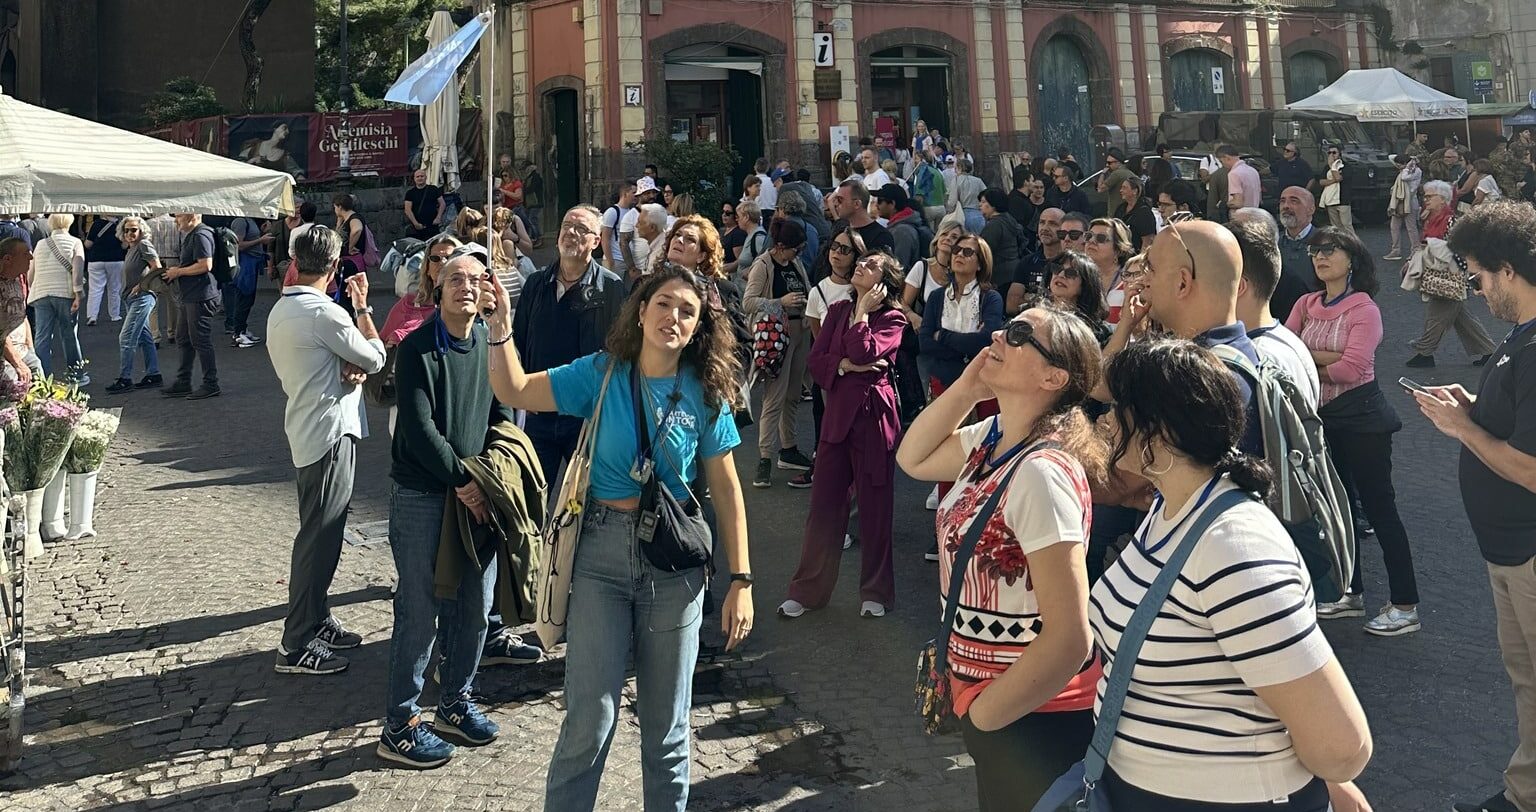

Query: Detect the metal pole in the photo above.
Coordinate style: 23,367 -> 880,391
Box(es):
485,7 -> 495,237
337,0 -> 352,188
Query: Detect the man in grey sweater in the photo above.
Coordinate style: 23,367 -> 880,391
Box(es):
266,225 -> 386,676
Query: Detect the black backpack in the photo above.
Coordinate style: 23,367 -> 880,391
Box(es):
202,225 -> 239,286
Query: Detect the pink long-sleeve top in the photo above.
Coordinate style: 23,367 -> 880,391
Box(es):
1284,290 -> 1382,405
807,299 -> 905,449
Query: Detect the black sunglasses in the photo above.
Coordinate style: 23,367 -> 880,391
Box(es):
1056,229 -> 1086,241
1004,320 -> 1064,367
828,242 -> 856,256
1307,244 -> 1341,258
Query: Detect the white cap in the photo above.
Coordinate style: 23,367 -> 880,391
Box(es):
636,176 -> 658,194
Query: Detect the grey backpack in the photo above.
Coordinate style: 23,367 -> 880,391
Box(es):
1210,344 -> 1355,601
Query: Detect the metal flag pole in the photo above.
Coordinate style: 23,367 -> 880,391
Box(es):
485,7 -> 496,241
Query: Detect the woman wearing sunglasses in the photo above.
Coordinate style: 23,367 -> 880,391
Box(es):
380,234 -> 460,434
719,203 -> 745,265
1045,250 -> 1112,346
1287,228 -> 1423,637
1084,218 -> 1134,324
780,251 -> 907,619
897,306 -> 1108,809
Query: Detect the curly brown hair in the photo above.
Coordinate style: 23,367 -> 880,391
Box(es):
603,263 -> 741,411
659,214 -> 725,279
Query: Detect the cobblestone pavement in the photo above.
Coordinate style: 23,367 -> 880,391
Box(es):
0,224 -> 1520,811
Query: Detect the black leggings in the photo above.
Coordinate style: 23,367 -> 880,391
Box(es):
1324,427 -> 1420,605
1103,769 -> 1330,811
960,709 -> 1093,812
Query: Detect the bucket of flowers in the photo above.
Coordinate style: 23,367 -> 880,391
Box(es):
1,377 -> 87,559
59,410 -> 119,541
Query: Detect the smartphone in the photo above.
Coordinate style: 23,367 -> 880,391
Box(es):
1397,376 -> 1433,395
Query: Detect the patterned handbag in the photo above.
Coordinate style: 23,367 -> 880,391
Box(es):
915,447 -> 1045,735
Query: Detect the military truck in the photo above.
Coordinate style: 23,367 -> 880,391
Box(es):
1148,110 -> 1397,223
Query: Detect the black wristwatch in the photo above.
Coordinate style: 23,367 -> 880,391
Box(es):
729,572 -> 754,587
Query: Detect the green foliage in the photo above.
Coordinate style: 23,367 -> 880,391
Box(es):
630,136 -> 741,228
142,77 -> 225,127
315,0 -> 442,111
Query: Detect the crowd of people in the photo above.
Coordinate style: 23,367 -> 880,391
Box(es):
9,127 -> 1533,811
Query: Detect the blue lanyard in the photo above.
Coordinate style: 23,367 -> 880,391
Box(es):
1137,476 -> 1222,556
1504,316 -> 1536,344
977,416 -> 1033,476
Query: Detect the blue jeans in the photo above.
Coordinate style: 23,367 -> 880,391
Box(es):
118,293 -> 159,380
384,485 -> 496,727
32,295 -> 83,378
224,256 -> 260,334
544,504 -> 705,812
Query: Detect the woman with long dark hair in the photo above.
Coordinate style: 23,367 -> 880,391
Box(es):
897,305 -> 1108,809
1091,337 -> 1372,811
791,226 -> 866,490
485,264 -> 753,812
778,250 -> 908,619
1287,227 -> 1422,636
1044,250 -> 1111,345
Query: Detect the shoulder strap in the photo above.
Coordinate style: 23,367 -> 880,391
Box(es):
932,439 -> 1063,678
583,358 -> 617,458
1084,487 -> 1253,785
1208,342 -> 1260,383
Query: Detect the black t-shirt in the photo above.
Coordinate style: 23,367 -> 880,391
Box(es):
1114,200 -> 1158,250
1007,189 -> 1035,229
721,227 -> 748,264
1522,168 -> 1536,205
852,221 -> 895,256
178,225 -> 218,302
405,185 -> 444,229
1017,249 -> 1064,296
1461,321 -> 1536,565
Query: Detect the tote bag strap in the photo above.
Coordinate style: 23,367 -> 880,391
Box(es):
1083,488 -> 1253,786
931,440 -> 1062,682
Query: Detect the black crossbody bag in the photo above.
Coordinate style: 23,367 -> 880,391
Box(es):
629,366 -> 713,572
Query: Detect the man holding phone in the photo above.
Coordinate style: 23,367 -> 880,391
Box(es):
1413,202 -> 1536,812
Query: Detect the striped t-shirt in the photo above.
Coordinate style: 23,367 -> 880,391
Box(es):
1087,476 -> 1333,804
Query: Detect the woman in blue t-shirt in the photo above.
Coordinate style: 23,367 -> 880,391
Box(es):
484,263 -> 753,812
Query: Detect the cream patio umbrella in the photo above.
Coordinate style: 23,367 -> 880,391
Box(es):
419,10 -> 461,193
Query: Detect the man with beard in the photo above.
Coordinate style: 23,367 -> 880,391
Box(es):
1274,186 -> 1320,322
1007,207 -> 1067,313
1419,202 -> 1536,812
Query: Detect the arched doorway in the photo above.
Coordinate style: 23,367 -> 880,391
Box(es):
1286,51 -> 1339,102
544,88 -> 581,216
1168,49 -> 1235,112
1037,36 -> 1094,164
662,44 -> 765,196
870,45 -> 951,143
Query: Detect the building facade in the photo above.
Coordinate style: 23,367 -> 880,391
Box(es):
1380,0 -> 1534,108
0,0 -> 315,129
482,0 -> 1377,212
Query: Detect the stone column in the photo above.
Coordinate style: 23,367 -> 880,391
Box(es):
1243,16 -> 1264,109
1139,5 -> 1166,120
1114,5 -> 1139,133
1003,0 -> 1030,145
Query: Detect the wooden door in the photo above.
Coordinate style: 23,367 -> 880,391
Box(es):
1169,49 -> 1234,112
1037,36 -> 1093,164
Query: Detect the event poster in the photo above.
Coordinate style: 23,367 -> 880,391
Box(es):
227,115 -> 310,181
307,111 -> 411,180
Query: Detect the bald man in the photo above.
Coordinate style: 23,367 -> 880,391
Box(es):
1009,207 -> 1068,313
1129,221 -> 1264,454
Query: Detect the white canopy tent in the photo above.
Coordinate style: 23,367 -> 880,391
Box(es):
0,91 -> 294,218
419,10 -> 461,192
1287,67 -> 1470,143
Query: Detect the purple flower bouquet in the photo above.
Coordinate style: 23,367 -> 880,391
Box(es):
3,376 -> 88,493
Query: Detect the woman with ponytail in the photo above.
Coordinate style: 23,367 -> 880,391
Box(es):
897,304 -> 1108,809
1089,337 -> 1373,812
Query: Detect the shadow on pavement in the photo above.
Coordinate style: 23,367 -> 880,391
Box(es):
78,744 -> 371,812
28,586 -> 391,669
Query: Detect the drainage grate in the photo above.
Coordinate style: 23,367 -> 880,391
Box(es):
343,520 -> 391,547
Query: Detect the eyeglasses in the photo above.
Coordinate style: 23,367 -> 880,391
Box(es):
1004,320 -> 1064,367
123,228 -> 140,234
1145,222 -> 1198,280
722,210 -> 736,218
828,242 -> 856,256
1156,200 -> 1177,210
1053,265 -> 1082,279
442,272 -> 487,289
952,245 -> 978,258
1105,159 -> 1121,167
1086,233 -> 1114,245
561,222 -> 597,238
1328,151 -> 1341,157
1283,148 -> 1296,155
1307,244 -> 1341,258
1056,229 -> 1086,241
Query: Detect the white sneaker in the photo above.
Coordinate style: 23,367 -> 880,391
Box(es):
1316,593 -> 1365,619
777,599 -> 806,618
860,601 -> 886,618
925,485 -> 939,511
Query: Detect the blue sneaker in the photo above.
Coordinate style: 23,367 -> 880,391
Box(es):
435,697 -> 499,746
376,714 -> 454,769
481,629 -> 542,665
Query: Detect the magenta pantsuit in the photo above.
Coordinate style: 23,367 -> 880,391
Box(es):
785,301 -> 906,609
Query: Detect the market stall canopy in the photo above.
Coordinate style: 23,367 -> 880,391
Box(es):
1287,68 -> 1468,122
0,90 -> 295,217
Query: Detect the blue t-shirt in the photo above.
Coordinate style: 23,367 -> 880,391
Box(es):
1197,321 -> 1264,456
548,352 -> 740,501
